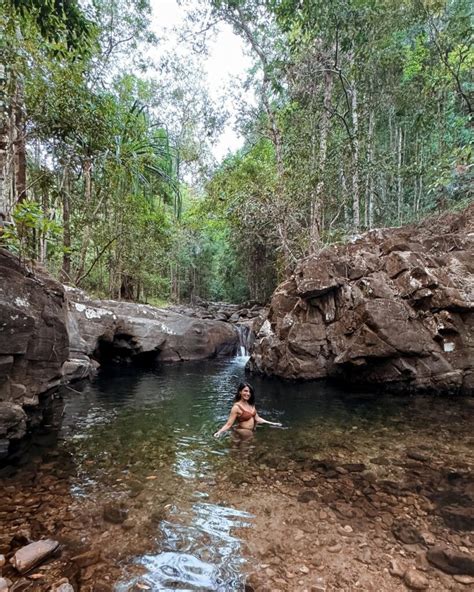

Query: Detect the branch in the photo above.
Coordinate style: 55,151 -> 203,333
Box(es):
427,13 -> 472,114
75,235 -> 119,286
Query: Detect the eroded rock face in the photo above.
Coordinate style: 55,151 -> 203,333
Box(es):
65,288 -> 239,367
249,205 -> 474,393
0,250 -> 70,458
0,251 -> 70,403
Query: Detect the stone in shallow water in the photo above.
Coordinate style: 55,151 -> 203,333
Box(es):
103,503 -> 128,524
10,539 -> 59,573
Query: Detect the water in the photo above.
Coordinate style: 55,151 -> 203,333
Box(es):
5,357 -> 473,590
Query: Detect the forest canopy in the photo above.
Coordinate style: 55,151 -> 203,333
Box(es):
0,0 -> 472,303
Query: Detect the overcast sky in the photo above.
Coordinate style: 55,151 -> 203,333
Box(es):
149,0 -> 252,160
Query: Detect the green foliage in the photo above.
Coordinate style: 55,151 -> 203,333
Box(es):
2,0 -> 472,307
1,200 -> 61,261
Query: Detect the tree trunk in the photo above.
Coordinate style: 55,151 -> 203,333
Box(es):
61,165 -> 71,282
397,126 -> 403,225
310,70 -> 333,251
366,109 -> 375,229
13,77 -> 27,203
351,83 -> 360,231
74,157 -> 93,282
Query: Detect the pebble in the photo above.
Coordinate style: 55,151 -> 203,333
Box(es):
295,529 -> 305,541
342,525 -> 353,533
404,568 -> 429,590
0,579 -> 11,592
51,580 -> 75,592
0,555 -> 4,568
327,544 -> 342,553
299,565 -> 310,574
389,559 -> 405,578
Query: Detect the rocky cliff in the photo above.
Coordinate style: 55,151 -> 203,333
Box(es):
0,250 -> 69,456
65,287 -> 239,377
248,205 -> 474,394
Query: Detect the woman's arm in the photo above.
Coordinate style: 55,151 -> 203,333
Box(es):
214,406 -> 239,438
255,413 -> 282,427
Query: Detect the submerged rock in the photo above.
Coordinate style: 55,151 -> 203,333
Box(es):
248,205 -> 474,394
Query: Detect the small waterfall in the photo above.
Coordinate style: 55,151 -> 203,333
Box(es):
235,324 -> 252,357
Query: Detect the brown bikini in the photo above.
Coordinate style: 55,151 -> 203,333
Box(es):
236,404 -> 257,429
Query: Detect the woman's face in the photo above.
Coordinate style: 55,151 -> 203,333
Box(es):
240,386 -> 251,401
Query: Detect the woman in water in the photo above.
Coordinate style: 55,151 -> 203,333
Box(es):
213,382 -> 281,438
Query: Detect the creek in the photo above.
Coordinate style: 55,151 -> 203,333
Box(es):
1,356 -> 473,591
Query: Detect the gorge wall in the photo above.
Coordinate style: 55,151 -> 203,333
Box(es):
0,251 -> 69,456
248,205 -> 474,394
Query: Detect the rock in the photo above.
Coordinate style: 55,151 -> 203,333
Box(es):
426,546 -> 474,575
441,505 -> 474,531
392,522 -> 426,545
0,250 -> 69,458
453,575 -> 474,585
53,585 -> 75,592
0,578 -> 11,592
51,579 -> 74,592
10,539 -> 59,573
406,449 -> 430,462
297,490 -> 317,503
389,559 -> 405,578
248,205 -> 474,394
0,554 -> 5,567
403,568 -> 429,590
71,549 -> 100,567
0,403 -> 27,444
103,503 -> 128,524
66,288 -> 240,365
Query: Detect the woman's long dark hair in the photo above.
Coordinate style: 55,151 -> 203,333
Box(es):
235,382 -> 255,405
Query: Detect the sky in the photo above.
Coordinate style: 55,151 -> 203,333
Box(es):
149,0 -> 252,161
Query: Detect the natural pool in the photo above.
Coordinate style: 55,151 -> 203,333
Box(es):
1,356 -> 473,591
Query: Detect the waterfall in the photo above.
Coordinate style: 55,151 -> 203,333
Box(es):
235,324 -> 252,357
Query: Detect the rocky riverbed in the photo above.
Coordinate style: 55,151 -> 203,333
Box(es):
0,388 -> 472,592
213,399 -> 474,592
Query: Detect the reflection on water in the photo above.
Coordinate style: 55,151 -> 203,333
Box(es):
118,502 -> 253,591
51,356 -> 474,590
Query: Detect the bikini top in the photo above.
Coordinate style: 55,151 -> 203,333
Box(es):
236,404 -> 256,422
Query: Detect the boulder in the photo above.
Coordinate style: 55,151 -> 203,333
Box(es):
0,251 -> 69,401
0,250 -> 69,457
65,288 -> 240,365
248,204 -> 474,394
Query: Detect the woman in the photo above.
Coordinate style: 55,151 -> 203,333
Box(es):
213,382 -> 281,438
